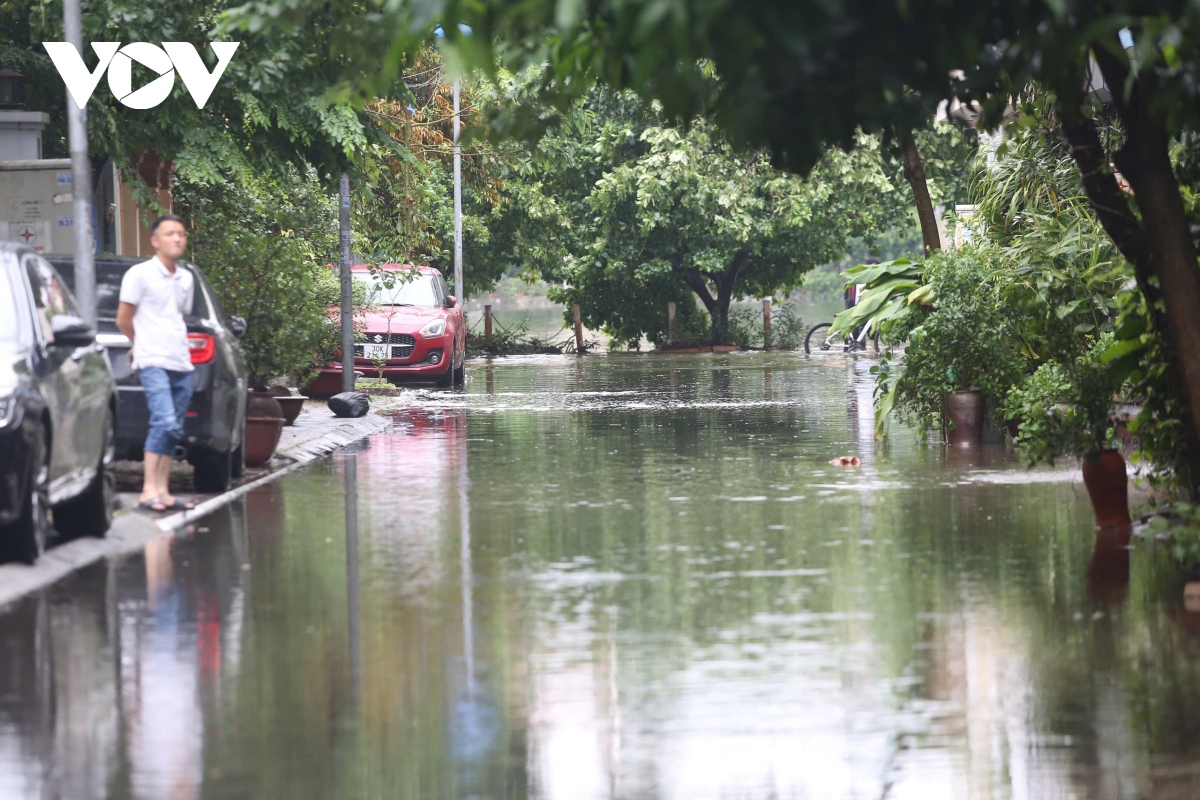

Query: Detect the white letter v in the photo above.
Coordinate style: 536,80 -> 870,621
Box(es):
163,42 -> 240,109
43,42 -> 120,109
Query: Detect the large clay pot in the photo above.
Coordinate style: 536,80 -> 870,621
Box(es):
247,391 -> 283,419
244,417 -> 285,467
275,396 -> 306,426
1081,449 -> 1131,528
944,389 -> 984,447
302,368 -> 347,400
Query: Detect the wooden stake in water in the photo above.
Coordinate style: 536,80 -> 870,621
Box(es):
573,304 -> 584,354
763,298 -> 773,350
484,304 -> 493,340
668,301 -> 677,341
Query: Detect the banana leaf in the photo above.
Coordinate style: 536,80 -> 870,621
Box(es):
830,278 -> 920,334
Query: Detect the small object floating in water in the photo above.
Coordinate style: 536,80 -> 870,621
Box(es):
829,456 -> 861,467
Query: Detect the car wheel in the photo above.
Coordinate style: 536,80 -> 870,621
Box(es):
0,433 -> 51,565
453,362 -> 465,387
435,364 -> 454,388
192,446 -> 233,493
53,409 -> 116,540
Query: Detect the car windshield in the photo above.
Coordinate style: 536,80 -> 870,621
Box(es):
353,271 -> 440,307
0,267 -> 19,341
52,260 -> 210,321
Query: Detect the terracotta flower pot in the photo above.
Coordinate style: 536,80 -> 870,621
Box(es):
247,391 -> 283,419
244,416 -> 285,467
276,396 -> 307,426
302,368 -> 347,400
944,390 -> 983,447
1081,449 -> 1131,528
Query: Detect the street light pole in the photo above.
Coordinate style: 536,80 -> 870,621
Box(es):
453,77 -> 463,307
340,174 -> 354,392
63,0 -> 95,326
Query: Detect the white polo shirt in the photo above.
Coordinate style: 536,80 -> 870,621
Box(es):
118,256 -> 195,372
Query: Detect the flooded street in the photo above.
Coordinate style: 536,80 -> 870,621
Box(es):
3,353 -> 1200,799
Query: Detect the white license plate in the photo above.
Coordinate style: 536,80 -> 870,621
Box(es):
362,343 -> 389,360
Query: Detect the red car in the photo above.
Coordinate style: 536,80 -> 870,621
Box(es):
334,263 -> 466,388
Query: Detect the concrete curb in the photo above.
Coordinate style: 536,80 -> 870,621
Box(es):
0,412 -> 389,611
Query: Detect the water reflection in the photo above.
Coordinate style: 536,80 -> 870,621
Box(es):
5,354 -> 1200,799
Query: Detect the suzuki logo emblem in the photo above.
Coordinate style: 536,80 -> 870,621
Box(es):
373,335 -> 384,343
43,42 -> 240,109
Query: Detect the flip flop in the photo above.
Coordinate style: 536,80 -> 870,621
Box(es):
138,497 -> 169,513
162,498 -> 196,511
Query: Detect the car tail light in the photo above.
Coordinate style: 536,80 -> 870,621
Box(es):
188,333 -> 216,364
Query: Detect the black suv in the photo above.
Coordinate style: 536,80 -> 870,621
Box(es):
51,256 -> 250,493
0,243 -> 118,563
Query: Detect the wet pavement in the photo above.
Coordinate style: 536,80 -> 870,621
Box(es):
2,353 -> 1199,800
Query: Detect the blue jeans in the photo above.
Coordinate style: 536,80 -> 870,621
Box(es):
139,367 -> 194,457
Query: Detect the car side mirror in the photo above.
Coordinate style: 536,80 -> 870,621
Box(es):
444,296 -> 457,308
229,316 -> 247,339
51,314 -> 96,347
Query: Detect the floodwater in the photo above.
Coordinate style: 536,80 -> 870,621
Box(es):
3,353 -> 1200,800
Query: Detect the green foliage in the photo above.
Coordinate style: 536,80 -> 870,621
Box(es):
974,129 -> 1129,366
1145,503 -> 1200,567
1100,286 -> 1190,490
177,166 -> 342,388
880,249 -> 1024,437
1003,337 -> 1123,464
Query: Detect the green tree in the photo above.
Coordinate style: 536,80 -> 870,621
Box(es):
490,89 -> 923,345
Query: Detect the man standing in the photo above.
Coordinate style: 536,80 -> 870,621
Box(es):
116,215 -> 197,512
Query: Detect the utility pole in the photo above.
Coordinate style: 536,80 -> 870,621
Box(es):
63,0 -> 95,326
340,174 -> 354,392
453,77 -> 463,307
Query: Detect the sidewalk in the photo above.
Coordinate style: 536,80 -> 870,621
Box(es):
0,404 -> 390,610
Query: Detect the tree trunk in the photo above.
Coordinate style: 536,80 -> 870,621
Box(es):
712,279 -> 734,346
895,123 -> 942,256
1060,54 -> 1200,493
676,254 -> 746,346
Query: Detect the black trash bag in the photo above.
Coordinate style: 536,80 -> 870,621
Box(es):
328,391 -> 370,418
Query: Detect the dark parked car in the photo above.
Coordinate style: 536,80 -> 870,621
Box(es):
50,255 -> 250,492
0,243 -> 118,564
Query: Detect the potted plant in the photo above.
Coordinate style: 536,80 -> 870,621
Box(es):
876,250 -> 1024,446
1004,337 -> 1130,526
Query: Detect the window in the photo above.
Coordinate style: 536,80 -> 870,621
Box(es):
352,270 -> 441,307
23,255 -> 81,341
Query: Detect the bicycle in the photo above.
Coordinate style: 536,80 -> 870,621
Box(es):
803,321 -> 880,355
